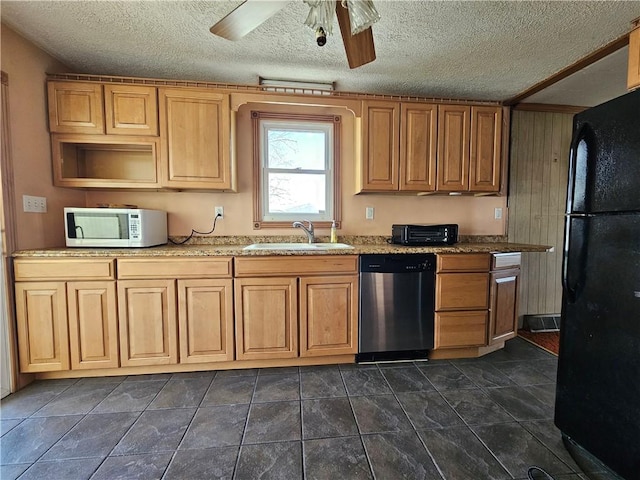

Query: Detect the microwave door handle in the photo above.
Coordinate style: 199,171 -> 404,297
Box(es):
76,226 -> 85,239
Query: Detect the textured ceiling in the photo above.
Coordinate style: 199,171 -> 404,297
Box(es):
2,0 -> 640,104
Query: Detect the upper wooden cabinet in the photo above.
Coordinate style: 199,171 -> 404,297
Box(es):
470,106 -> 502,192
628,21 -> 640,91
360,100 -> 502,194
104,84 -> 158,136
437,105 -> 502,193
48,81 -> 158,136
359,100 -> 437,193
360,100 -> 400,191
400,103 -> 438,192
48,82 -> 104,134
158,88 -> 233,190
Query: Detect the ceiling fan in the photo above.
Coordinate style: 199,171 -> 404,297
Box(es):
209,0 -> 380,69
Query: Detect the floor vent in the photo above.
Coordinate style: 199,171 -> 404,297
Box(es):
523,314 -> 561,332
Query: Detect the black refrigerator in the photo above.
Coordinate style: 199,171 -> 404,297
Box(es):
555,88 -> 640,480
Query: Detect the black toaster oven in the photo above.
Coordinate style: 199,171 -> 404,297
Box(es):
391,224 -> 458,246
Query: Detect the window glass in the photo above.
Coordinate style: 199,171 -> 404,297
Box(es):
252,111 -> 341,229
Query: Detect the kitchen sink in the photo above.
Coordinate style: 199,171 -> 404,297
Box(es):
243,242 -> 354,251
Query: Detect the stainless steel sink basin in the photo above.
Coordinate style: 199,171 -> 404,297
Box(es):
243,243 -> 354,251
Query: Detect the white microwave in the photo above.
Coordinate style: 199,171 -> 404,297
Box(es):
64,207 -> 167,248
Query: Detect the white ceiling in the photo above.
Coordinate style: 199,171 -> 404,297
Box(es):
2,1 -> 640,106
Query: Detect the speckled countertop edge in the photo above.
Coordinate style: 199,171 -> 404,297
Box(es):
13,235 -> 553,258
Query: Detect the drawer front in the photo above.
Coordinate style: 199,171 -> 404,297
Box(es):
435,311 -> 488,348
117,257 -> 233,279
14,259 -> 115,281
235,255 -> 358,277
492,253 -> 521,270
436,272 -> 489,310
437,254 -> 490,273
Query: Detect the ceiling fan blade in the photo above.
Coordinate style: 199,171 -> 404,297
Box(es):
210,0 -> 289,41
335,2 -> 376,69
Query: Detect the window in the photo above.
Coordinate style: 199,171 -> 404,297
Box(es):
252,111 -> 341,229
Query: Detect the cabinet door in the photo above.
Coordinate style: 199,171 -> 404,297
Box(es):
360,100 -> 400,191
436,273 -> 489,311
469,106 -> 502,192
234,277 -> 298,360
435,311 -> 488,348
178,279 -> 234,363
118,280 -> 177,366
159,88 -> 232,189
628,24 -> 640,90
104,85 -> 158,136
300,275 -> 358,357
15,282 -> 69,372
400,103 -> 437,192
47,81 -> 104,134
437,105 -> 470,192
489,268 -> 520,344
67,281 -> 119,370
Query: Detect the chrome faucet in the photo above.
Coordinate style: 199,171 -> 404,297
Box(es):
292,220 -> 315,243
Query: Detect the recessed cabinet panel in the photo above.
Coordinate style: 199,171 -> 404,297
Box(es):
400,103 -> 437,191
47,81 -> 104,134
118,280 -> 177,366
470,106 -> 502,192
234,277 -> 298,360
360,100 -> 400,191
628,24 -> 640,90
300,275 -> 358,356
489,268 -> 520,344
178,279 -> 234,363
104,85 -> 158,136
159,88 -> 232,189
436,273 -> 489,311
15,282 -> 69,372
435,311 -> 488,348
437,105 -> 471,192
67,281 -> 119,369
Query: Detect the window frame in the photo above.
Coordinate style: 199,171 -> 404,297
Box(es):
252,111 -> 341,229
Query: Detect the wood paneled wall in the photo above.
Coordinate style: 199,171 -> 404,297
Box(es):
508,110 -> 574,320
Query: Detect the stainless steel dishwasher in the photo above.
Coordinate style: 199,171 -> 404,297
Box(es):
357,254 -> 436,362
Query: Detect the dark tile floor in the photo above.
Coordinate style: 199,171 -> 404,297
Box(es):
0,338 -> 616,480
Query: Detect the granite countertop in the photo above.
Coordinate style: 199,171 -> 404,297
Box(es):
13,236 -> 553,258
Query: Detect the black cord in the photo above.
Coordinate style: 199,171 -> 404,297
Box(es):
527,466 -> 555,480
168,214 -> 222,245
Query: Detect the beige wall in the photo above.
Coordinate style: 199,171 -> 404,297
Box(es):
87,102 -> 507,239
1,25 -> 85,250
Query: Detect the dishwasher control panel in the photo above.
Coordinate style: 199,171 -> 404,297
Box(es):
359,254 -> 436,273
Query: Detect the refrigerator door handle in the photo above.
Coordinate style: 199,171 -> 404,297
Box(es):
562,215 -> 588,303
566,124 -> 591,215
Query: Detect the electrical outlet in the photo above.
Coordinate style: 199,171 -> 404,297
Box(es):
494,207 -> 503,220
365,207 -> 374,220
23,195 -> 47,213
215,206 -> 224,219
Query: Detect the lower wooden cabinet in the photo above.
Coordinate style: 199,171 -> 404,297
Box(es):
435,311 -> 488,348
118,279 -> 177,367
234,277 -> 298,361
67,281 -> 118,370
234,256 -> 359,361
300,275 -> 358,357
118,258 -> 234,366
489,266 -> 520,345
15,282 -> 69,372
178,279 -> 234,364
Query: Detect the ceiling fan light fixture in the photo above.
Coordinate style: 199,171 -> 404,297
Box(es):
345,0 -> 380,35
304,0 -> 336,35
